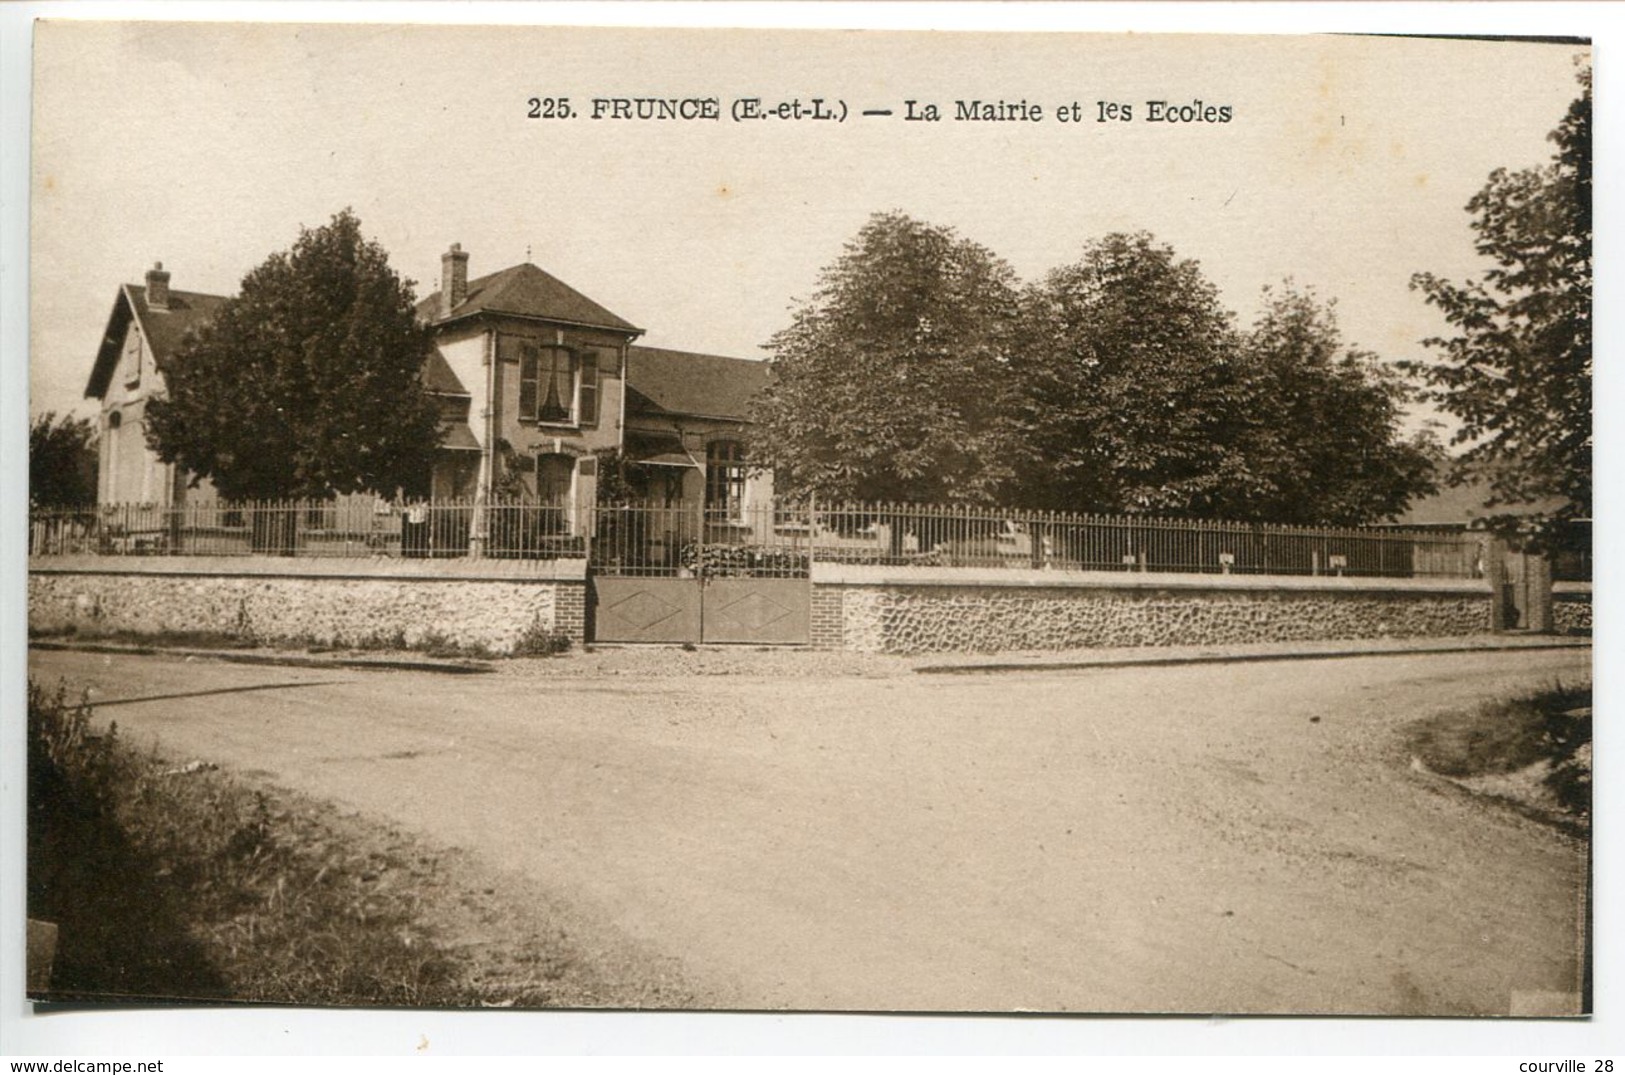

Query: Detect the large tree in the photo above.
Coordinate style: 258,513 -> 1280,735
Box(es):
1235,285 -> 1437,526
1408,65 -> 1591,526
30,411 -> 97,507
1011,232 -> 1260,516
747,212 -> 1022,503
146,210 -> 442,501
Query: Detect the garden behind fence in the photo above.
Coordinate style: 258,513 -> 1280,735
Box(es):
28,496 -> 1492,581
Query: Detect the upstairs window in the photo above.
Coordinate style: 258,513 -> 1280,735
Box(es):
122,329 -> 142,389
518,344 -> 601,427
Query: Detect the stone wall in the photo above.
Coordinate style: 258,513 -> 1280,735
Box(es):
1553,584 -> 1593,635
29,556 -> 587,654
811,566 -> 1493,655
31,557 -> 1514,657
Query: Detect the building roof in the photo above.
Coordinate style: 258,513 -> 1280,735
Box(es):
417,262 -> 641,335
1386,475 -> 1571,528
438,421 -> 482,451
85,284 -> 230,399
623,430 -> 700,468
422,350 -> 469,395
625,345 -> 770,423
89,281 -> 475,400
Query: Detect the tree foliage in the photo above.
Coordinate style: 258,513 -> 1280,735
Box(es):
751,216 -> 1438,524
30,411 -> 98,507
1235,285 -> 1437,526
1012,233 -> 1257,515
146,210 -> 442,501
747,212 -> 1022,502
1408,64 -> 1591,524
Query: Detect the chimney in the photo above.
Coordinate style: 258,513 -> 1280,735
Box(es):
145,261 -> 171,310
440,243 -> 469,318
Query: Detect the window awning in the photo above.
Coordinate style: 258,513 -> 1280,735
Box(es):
625,431 -> 701,468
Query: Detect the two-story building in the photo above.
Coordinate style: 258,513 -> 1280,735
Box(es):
414,243 -> 641,515
83,246 -> 772,535
85,263 -> 227,506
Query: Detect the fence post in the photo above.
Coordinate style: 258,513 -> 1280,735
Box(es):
579,487 -> 594,565
1487,537 -> 1511,631
807,492 -> 817,569
1527,551 -> 1555,633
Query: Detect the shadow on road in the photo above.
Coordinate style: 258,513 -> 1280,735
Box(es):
85,680 -> 347,709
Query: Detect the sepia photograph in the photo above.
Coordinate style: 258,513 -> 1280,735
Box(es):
10,10 -> 1600,1049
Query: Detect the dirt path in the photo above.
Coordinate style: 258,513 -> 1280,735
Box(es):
30,646 -> 1590,1014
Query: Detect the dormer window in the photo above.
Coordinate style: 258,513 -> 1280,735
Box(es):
518,343 -> 600,427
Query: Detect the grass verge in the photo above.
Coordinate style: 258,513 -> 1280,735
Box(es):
27,679 -> 684,1007
30,623 -> 572,661
28,625 -> 258,650
1403,681 -> 1591,830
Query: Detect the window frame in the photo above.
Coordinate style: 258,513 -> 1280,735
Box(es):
705,439 -> 750,525
122,328 -> 142,389
514,340 -> 602,429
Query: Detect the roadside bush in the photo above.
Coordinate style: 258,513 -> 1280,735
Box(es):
512,620 -> 573,657
28,680 -> 224,998
1404,682 -> 1591,824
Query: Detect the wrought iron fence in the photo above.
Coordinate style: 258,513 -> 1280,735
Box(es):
26,497 -> 585,560
29,496 -> 1486,579
804,501 -> 1486,579
591,500 -> 811,578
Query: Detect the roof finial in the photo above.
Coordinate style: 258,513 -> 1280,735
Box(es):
526,244 -> 532,263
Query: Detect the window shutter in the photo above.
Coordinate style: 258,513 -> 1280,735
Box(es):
518,342 -> 539,419
578,350 -> 600,426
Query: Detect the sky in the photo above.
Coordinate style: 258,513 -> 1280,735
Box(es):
27,22 -> 1588,441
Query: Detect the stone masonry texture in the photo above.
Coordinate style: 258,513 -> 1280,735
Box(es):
823,584 -> 1493,655
1554,593 -> 1592,634
29,572 -> 584,654
33,567 -> 1504,656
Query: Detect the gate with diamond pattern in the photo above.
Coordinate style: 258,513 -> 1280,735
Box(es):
588,502 -> 812,645
590,575 -> 810,644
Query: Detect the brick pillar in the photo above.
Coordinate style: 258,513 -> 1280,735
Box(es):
554,580 -> 587,645
1487,537 -> 1513,631
1526,553 -> 1555,633
810,584 -> 843,649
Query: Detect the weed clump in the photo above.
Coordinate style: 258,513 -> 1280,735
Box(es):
512,620 -> 573,658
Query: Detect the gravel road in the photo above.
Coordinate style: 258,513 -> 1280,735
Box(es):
30,644 -> 1590,1014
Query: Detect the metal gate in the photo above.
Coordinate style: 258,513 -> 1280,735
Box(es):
588,501 -> 811,645
592,576 -> 705,643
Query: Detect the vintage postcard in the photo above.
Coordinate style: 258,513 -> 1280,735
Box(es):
20,17 -> 1593,1033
